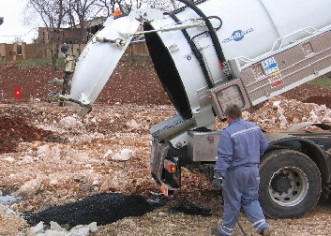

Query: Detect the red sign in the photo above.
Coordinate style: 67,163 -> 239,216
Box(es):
14,87 -> 22,99
271,79 -> 284,88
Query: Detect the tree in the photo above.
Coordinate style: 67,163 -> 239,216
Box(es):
28,0 -> 68,29
27,0 -> 70,69
142,0 -> 180,11
68,0 -> 101,29
96,0 -> 144,16
26,0 -> 103,67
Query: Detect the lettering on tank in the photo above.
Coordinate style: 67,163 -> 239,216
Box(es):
222,28 -> 254,43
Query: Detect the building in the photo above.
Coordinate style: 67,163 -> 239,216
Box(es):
37,27 -> 88,44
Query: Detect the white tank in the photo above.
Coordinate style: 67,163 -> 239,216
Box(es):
143,0 -> 331,121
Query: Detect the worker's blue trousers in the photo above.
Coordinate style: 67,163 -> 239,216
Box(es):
218,165 -> 269,236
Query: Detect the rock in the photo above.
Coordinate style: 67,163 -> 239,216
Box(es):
0,203 -> 18,216
50,221 -> 65,231
49,145 -> 61,162
93,132 -> 105,140
125,119 -> 141,130
88,222 -> 98,233
58,116 -> 82,130
3,156 -> 15,162
22,155 -> 34,164
157,211 -> 168,217
67,225 -> 90,236
18,178 -> 43,196
119,219 -> 136,229
25,221 -> 98,236
111,149 -> 135,161
72,151 -> 90,163
26,221 -> 44,236
308,110 -> 319,122
36,144 -> 61,162
103,149 -> 114,159
44,230 -> 67,236
37,145 -> 50,159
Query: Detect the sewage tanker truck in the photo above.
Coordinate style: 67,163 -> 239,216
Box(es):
50,0 -> 331,218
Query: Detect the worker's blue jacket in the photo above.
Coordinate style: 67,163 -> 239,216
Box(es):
214,118 -> 269,178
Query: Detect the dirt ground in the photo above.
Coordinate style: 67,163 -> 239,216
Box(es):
0,56 -> 331,236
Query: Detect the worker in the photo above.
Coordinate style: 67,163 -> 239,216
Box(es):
211,104 -> 272,236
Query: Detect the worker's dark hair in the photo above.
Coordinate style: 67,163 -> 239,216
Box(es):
225,104 -> 242,119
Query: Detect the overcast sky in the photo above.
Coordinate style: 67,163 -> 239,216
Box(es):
0,0 -> 38,43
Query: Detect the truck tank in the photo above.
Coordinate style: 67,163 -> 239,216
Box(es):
143,0 -> 331,123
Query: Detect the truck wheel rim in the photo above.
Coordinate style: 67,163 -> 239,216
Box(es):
268,167 -> 308,207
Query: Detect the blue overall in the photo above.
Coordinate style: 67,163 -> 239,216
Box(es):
214,119 -> 269,236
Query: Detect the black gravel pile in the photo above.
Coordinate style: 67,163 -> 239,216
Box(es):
24,193 -> 152,228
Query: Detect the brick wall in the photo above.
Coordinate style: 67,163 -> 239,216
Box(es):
0,42 -> 149,62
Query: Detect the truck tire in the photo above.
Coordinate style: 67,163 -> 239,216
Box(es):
259,149 -> 321,219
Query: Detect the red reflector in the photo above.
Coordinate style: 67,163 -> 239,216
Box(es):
14,87 -> 23,99
271,79 -> 284,88
164,160 -> 177,173
161,183 -> 169,197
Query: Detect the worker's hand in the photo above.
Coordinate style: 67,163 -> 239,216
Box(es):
211,177 -> 223,189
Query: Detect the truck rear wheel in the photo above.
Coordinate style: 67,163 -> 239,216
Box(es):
259,149 -> 321,218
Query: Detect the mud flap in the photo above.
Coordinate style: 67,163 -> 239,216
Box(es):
69,15 -> 140,116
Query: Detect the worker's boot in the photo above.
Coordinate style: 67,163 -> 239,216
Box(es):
260,226 -> 273,236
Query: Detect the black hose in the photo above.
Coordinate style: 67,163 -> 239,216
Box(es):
208,16 -> 223,31
165,12 -> 214,88
191,16 -> 223,41
170,0 -> 207,14
176,0 -> 232,80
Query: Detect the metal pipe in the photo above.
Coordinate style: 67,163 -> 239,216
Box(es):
133,22 -> 205,35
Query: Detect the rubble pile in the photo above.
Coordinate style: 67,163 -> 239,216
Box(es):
245,96 -> 331,130
0,116 -> 54,153
26,221 -> 97,236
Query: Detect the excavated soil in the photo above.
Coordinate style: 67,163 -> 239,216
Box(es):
0,116 -> 54,154
0,56 -> 331,235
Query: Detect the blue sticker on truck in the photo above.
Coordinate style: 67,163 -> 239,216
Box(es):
262,57 -> 280,76
222,28 -> 254,43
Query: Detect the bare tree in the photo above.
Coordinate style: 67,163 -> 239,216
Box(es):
97,0 -> 145,16
27,0 -> 70,69
97,0 -> 125,16
69,0 -> 101,29
142,0 -> 180,11
28,0 -> 68,28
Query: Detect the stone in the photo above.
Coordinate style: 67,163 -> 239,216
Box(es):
26,221 -> 44,236
111,149 -> 135,161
